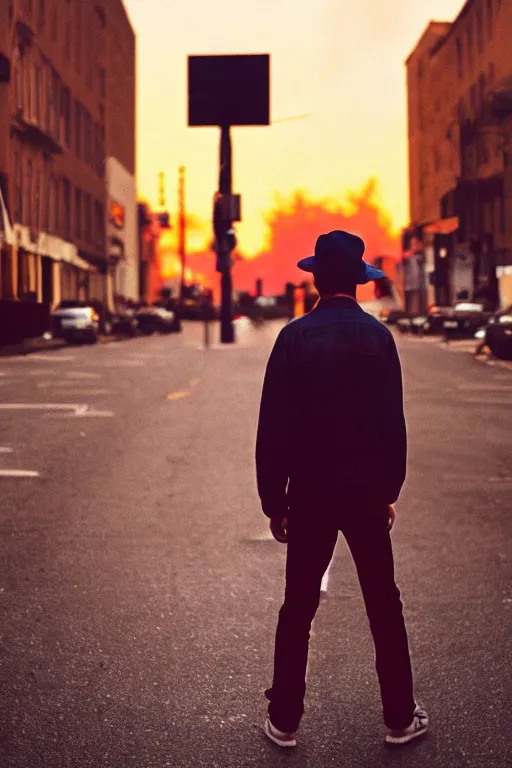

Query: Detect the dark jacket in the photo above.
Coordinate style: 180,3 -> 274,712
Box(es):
256,297 -> 407,518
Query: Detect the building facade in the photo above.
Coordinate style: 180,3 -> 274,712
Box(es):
404,0 -> 512,312
0,0 -> 137,346
105,0 -> 138,308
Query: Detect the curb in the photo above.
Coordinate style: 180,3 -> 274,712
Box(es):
0,334 -> 130,357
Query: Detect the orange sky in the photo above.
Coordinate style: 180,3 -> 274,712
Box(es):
126,0 -> 465,265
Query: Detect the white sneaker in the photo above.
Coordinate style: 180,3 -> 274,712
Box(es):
263,717 -> 297,748
385,705 -> 429,745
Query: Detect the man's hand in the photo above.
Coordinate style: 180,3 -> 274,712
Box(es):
270,516 -> 288,544
387,504 -> 396,531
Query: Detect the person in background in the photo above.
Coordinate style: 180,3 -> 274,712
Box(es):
256,230 -> 428,749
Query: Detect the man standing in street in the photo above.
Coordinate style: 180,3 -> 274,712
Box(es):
256,231 -> 428,748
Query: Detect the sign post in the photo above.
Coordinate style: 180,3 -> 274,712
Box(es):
188,54 -> 270,343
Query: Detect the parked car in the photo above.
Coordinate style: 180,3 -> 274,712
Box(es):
442,302 -> 492,339
111,307 -> 138,337
411,306 -> 455,336
396,316 -> 413,334
51,303 -> 100,344
485,305 -> 512,360
135,307 -> 176,335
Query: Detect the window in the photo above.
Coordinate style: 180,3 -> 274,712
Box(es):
84,194 -> 92,242
94,201 -> 105,247
64,20 -> 71,61
75,188 -> 82,240
14,151 -> 22,221
84,110 -> 93,166
75,4 -> 81,73
95,122 -> 105,177
38,0 -> 45,28
74,100 -> 81,158
51,177 -> 59,233
14,50 -> 23,112
86,18 -> 94,90
60,86 -> 71,148
26,159 -> 33,226
35,170 -> 41,229
62,178 -> 71,238
476,7 -> 484,53
466,19 -> 474,66
34,65 -> 41,124
47,69 -> 60,141
486,0 -> 494,39
456,38 -> 463,79
51,4 -> 57,41
98,66 -> 106,99
470,83 -> 477,116
43,163 -> 51,230
479,73 -> 487,108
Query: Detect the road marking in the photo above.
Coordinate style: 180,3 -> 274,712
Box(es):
461,398 -> 512,405
0,447 -> 13,454
0,470 -> 40,478
0,403 -> 114,417
51,389 -> 113,396
167,391 -> 190,401
66,372 -> 102,380
190,378 -> 201,387
4,354 -> 77,362
321,559 -> 334,593
457,384 -> 512,391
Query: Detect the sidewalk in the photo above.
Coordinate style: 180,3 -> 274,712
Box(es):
393,329 -> 512,371
0,332 -> 134,357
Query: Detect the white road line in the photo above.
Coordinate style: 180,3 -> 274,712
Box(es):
2,354 -> 77,362
0,470 -> 40,478
0,403 -> 114,417
66,372 -> 102,380
457,384 -> 512,391
321,559 -> 334,593
0,447 -> 13,453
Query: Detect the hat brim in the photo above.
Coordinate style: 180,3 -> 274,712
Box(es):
297,256 -> 386,285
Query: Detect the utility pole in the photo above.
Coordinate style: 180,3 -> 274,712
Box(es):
214,125 -> 235,344
158,172 -> 166,208
178,166 -> 186,302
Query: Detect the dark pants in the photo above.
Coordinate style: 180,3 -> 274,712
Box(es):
267,505 -> 416,733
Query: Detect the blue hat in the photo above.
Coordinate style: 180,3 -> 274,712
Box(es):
297,230 -> 386,284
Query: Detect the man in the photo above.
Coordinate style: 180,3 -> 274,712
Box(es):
256,231 -> 428,748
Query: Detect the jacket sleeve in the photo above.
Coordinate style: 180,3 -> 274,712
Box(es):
383,334 -> 408,504
256,332 -> 290,518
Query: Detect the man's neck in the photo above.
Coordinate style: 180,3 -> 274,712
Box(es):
320,292 -> 358,302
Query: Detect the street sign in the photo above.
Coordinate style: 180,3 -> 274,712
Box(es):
188,54 -> 270,127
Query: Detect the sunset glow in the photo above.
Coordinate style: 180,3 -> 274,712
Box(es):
126,0 -> 466,291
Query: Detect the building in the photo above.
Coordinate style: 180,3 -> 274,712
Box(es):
404,0 -> 512,313
0,0 -> 137,347
104,0 -> 138,309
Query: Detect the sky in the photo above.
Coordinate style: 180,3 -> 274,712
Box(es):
125,0 -> 465,275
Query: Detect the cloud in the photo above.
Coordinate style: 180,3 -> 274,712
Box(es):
174,179 -> 400,298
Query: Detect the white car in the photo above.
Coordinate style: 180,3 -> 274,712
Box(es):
51,305 -> 100,344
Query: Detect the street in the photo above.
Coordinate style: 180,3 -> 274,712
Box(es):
1,322 -> 511,768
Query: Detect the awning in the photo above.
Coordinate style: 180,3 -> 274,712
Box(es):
423,217 -> 459,235
37,232 -> 96,272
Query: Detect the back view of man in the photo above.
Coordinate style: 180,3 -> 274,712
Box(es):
256,231 -> 428,748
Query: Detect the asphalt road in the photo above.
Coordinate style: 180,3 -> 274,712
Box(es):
1,322 -> 511,768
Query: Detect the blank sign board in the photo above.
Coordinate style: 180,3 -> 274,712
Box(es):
188,54 -> 270,127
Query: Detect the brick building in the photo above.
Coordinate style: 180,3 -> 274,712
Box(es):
0,0 -> 137,345
403,0 -> 512,313
104,0 -> 138,307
